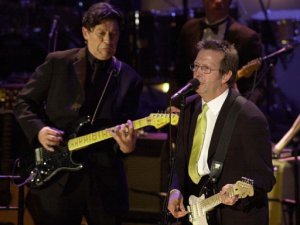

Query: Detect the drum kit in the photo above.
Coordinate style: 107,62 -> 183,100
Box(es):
251,9 -> 300,46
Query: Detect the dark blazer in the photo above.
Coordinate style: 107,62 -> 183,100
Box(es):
171,89 -> 275,225
14,47 -> 143,213
171,17 -> 262,96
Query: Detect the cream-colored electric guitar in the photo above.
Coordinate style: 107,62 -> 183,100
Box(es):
187,177 -> 254,225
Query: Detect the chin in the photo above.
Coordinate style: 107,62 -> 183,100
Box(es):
97,53 -> 114,60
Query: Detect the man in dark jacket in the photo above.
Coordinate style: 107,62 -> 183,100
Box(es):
168,40 -> 275,225
13,3 -> 142,225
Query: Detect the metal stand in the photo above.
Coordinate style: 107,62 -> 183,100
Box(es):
160,96 -> 186,225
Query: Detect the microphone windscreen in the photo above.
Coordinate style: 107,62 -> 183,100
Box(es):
189,78 -> 200,89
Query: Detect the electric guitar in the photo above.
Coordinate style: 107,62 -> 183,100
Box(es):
25,113 -> 179,188
187,177 -> 254,225
237,58 -> 262,80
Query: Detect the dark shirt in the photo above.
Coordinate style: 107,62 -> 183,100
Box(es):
80,50 -> 113,117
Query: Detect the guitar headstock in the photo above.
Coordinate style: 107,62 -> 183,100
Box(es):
233,177 -> 254,199
148,113 -> 179,129
237,58 -> 262,80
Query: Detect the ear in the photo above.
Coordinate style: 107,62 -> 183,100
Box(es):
82,27 -> 89,42
222,71 -> 232,84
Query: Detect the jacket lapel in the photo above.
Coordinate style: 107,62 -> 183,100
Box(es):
207,89 -> 239,162
73,48 -> 87,88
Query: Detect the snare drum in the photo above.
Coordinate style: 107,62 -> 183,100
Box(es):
251,9 -> 300,46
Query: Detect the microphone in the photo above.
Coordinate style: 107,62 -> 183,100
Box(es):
171,78 -> 200,100
262,44 -> 295,61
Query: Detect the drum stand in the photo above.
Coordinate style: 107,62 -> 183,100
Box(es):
291,141 -> 300,225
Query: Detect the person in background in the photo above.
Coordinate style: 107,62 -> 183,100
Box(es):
13,2 -> 142,225
170,0 -> 263,103
167,40 -> 275,225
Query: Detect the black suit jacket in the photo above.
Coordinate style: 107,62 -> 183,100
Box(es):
14,47 -> 143,213
171,17 -> 262,96
171,89 -> 275,225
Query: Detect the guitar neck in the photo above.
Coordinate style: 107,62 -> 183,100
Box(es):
67,117 -> 151,151
201,187 -> 235,212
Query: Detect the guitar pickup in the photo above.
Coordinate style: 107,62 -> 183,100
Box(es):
35,147 -> 43,165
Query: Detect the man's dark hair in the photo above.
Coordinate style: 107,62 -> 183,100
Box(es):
197,40 -> 239,87
82,2 -> 123,31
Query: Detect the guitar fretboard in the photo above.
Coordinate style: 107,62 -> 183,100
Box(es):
67,117 -> 154,151
200,187 -> 235,212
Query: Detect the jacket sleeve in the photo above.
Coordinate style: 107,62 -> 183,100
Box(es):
13,55 -> 54,144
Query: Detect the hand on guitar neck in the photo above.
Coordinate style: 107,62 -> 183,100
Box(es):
219,184 -> 239,206
109,120 -> 136,153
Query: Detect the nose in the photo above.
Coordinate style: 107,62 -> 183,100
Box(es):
103,32 -> 111,43
193,71 -> 202,80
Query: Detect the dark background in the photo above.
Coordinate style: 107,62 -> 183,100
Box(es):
1,0 -> 299,141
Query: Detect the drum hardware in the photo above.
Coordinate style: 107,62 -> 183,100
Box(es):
273,114 -> 300,158
272,114 -> 300,225
251,9 -> 300,47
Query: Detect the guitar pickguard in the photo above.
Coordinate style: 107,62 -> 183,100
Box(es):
30,145 -> 82,187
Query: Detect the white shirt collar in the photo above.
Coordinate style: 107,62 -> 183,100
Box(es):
203,89 -> 229,116
204,16 -> 228,26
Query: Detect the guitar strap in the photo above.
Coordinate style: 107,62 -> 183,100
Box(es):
209,95 -> 247,183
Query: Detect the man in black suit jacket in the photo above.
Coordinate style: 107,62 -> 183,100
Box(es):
171,0 -> 262,101
13,3 -> 142,225
167,40 -> 275,225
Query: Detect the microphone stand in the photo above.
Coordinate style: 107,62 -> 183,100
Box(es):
48,15 -> 60,53
160,96 -> 186,225
261,44 -> 295,62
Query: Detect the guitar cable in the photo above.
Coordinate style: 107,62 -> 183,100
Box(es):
11,158 -> 37,187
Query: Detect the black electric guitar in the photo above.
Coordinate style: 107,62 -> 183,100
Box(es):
187,177 -> 254,225
24,113 -> 179,188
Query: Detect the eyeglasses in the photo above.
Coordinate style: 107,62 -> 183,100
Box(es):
189,64 -> 222,74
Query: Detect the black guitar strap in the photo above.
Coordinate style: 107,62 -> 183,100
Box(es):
209,95 -> 247,183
